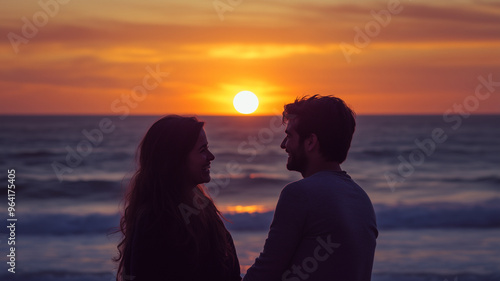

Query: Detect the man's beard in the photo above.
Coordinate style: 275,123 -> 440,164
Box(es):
286,144 -> 307,173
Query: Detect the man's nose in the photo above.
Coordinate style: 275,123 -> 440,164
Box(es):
280,137 -> 287,149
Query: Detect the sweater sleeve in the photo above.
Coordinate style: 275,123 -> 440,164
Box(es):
243,183 -> 307,281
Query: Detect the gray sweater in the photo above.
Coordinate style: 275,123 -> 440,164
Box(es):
244,170 -> 378,281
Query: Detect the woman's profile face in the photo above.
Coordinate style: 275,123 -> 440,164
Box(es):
187,128 -> 215,187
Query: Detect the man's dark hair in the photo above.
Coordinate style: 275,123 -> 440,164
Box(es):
282,95 -> 356,163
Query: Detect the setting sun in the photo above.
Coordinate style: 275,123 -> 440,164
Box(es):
233,91 -> 259,114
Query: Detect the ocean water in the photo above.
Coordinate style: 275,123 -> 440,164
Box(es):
0,115 -> 499,281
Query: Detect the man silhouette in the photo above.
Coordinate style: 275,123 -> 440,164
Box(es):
243,95 -> 378,281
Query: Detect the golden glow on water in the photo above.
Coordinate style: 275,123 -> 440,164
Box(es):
225,205 -> 269,214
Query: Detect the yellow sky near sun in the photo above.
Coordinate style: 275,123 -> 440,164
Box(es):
0,0 -> 499,115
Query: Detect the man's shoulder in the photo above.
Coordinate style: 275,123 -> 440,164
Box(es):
286,171 -> 350,186
279,178 -> 312,202
281,173 -> 324,196
282,171 -> 361,197
282,177 -> 308,191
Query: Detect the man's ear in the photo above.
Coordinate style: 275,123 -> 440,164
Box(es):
304,133 -> 319,152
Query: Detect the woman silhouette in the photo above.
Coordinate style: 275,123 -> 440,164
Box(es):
114,115 -> 241,281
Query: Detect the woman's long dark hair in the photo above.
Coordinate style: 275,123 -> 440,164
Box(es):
114,115 -> 234,280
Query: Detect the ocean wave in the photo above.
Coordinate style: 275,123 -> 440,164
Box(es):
5,199 -> 499,236
352,149 -> 399,158
0,179 -> 125,200
350,144 -> 500,163
225,211 -> 274,231
374,199 -> 500,229
0,272 -> 499,281
13,213 -> 121,235
0,270 -> 499,281
441,175 -> 500,185
371,272 -> 500,281
0,271 -> 117,281
9,149 -> 59,158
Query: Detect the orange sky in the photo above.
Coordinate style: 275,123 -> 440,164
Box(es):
1,0 -> 499,115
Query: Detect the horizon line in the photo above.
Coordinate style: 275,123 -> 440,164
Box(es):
1,113 -> 500,117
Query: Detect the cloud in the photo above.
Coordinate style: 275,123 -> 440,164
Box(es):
2,1 -> 499,51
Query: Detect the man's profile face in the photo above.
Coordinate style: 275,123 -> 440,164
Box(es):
280,119 -> 307,173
